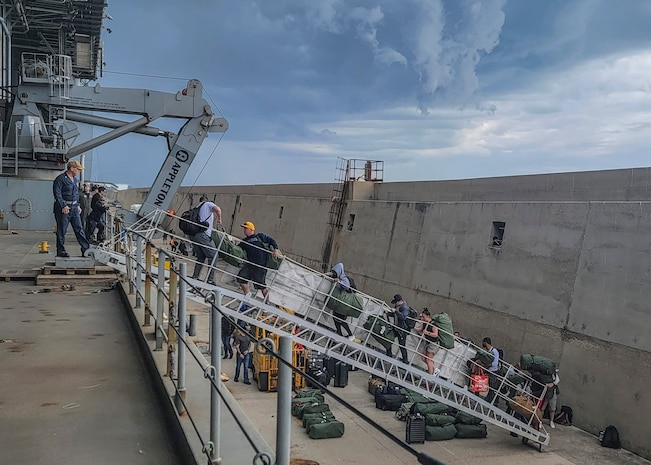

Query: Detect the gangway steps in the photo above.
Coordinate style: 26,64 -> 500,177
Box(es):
92,210 -> 550,450
194,286 -> 549,447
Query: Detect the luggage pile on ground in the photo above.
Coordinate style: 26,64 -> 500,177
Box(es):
370,377 -> 489,441
306,352 -> 349,389
292,388 -> 345,439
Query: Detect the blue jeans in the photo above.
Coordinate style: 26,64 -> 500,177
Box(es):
191,232 -> 217,283
221,334 -> 233,358
235,352 -> 251,381
54,203 -> 90,256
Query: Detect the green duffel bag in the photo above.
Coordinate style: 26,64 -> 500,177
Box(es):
399,388 -> 431,404
301,402 -> 330,419
308,419 -> 345,439
454,423 -> 488,439
395,402 -> 415,421
425,424 -> 457,441
211,231 -> 246,267
432,312 -> 455,349
455,411 -> 483,425
425,413 -> 455,426
326,285 -> 363,318
303,411 -> 336,429
264,241 -> 283,270
291,397 -> 321,417
363,315 -> 396,350
412,401 -> 450,416
294,389 -> 325,403
519,354 -> 556,375
475,349 -> 495,367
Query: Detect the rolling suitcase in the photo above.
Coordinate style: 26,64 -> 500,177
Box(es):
325,356 -> 337,380
333,361 -> 349,387
306,368 -> 330,388
375,393 -> 407,411
406,413 -> 426,444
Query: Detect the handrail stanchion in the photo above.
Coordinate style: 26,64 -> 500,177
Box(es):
144,241 -> 153,326
210,290 -> 223,464
135,235 -> 143,308
276,335 -> 292,465
126,232 -> 134,295
166,262 -> 178,377
155,248 -> 166,350
176,263 -> 188,413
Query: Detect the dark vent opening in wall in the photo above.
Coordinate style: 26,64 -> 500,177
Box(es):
491,221 -> 505,247
347,214 -> 356,231
279,206 -> 284,219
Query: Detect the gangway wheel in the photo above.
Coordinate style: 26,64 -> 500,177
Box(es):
521,437 -> 545,452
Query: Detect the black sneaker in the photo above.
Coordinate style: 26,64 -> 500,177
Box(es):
243,380 -> 251,385
234,378 -> 239,382
57,252 -> 70,258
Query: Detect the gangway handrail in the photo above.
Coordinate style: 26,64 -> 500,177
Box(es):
94,209 -> 551,449
187,284 -> 549,446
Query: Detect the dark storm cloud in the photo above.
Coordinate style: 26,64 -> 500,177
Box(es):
92,0 -> 651,188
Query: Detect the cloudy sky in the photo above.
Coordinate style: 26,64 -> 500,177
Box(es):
90,0 -> 651,188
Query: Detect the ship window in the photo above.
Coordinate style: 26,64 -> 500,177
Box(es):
491,221 -> 505,247
347,214 -> 355,231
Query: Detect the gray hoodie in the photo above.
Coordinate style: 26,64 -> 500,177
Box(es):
331,263 -> 351,291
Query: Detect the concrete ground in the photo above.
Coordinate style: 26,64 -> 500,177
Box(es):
1,230 -> 649,465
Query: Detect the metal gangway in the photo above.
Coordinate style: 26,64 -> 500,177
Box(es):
92,209 -> 550,451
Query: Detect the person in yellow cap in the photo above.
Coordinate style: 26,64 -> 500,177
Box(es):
52,160 -> 90,257
236,221 -> 280,298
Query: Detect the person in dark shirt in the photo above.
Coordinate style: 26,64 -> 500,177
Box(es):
236,221 -> 280,298
233,327 -> 252,384
221,316 -> 234,359
52,160 -> 90,257
386,293 -> 410,363
78,183 -> 92,230
85,186 -> 110,243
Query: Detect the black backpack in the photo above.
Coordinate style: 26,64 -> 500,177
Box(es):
404,306 -> 418,330
179,202 -> 207,236
600,425 -> 621,449
346,276 -> 357,293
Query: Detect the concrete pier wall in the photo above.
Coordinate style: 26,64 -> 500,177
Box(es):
119,166 -> 651,459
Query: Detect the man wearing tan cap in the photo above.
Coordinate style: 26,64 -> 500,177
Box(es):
52,160 -> 90,257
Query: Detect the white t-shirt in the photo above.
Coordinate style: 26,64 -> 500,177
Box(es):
198,202 -> 216,236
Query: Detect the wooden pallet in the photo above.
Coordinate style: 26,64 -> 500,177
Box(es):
41,265 -> 116,276
42,266 -> 96,275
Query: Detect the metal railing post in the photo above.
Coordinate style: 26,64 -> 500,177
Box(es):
166,262 -> 178,377
155,249 -> 166,351
176,263 -> 188,413
276,336 -> 292,465
210,290 -> 223,464
144,241 -> 153,326
135,235 -> 143,308
126,232 -> 134,295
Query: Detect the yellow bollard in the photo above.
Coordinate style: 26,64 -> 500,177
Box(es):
38,241 -> 50,253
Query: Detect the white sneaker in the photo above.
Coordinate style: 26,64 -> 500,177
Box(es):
433,368 -> 441,377
550,420 -> 556,429
348,335 -> 356,341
